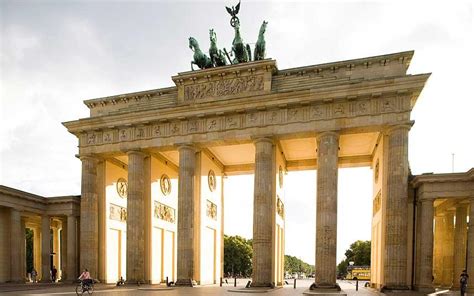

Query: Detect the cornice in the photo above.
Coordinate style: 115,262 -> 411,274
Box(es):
63,73 -> 429,134
411,169 -> 474,187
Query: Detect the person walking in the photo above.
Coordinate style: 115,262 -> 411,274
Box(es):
51,266 -> 58,282
31,268 -> 37,283
460,270 -> 469,296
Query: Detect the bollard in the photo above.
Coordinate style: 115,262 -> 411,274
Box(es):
166,276 -> 168,286
294,278 -> 296,289
220,277 -> 222,287
234,277 -> 237,287
356,279 -> 359,291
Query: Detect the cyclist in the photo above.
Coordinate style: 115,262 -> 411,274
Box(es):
78,268 -> 93,288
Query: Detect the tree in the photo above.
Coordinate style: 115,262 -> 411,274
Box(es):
224,235 -> 252,277
284,255 -> 314,276
337,240 -> 371,276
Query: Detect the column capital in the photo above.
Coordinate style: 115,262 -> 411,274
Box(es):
126,149 -> 147,157
79,154 -> 100,162
252,136 -> 274,145
176,143 -> 198,153
384,123 -> 413,135
316,131 -> 339,141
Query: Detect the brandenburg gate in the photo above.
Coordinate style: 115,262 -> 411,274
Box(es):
63,50 -> 447,290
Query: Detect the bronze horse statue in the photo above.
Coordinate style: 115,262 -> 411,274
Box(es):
189,37 -> 213,70
254,20 -> 268,61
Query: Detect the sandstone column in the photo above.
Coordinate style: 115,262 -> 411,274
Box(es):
383,125 -> 410,290
41,215 -> 51,282
453,205 -> 468,289
60,219 -> 67,280
441,212 -> 454,288
416,199 -> 434,292
466,198 -> 474,292
126,150 -> 147,283
314,131 -> 339,289
80,155 -> 99,278
10,209 -> 23,282
67,215 -> 77,280
251,138 -> 275,287
176,145 -> 197,286
433,215 -> 443,285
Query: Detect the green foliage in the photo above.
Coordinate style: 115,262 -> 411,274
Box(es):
26,228 -> 34,273
224,235 -> 252,277
337,240 -> 371,276
284,255 -> 314,275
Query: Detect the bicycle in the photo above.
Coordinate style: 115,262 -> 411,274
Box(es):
75,279 -> 94,295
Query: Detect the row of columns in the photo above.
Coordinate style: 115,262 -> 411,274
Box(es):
7,209 -> 78,282
416,199 -> 474,291
79,125 -> 412,289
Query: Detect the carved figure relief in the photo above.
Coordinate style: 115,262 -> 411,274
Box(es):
116,178 -> 128,198
311,106 -> 324,119
171,123 -> 180,135
207,119 -> 218,131
103,132 -> 112,143
154,201 -> 176,223
373,191 -> 381,216
184,75 -> 264,101
279,165 -> 284,188
374,159 -> 380,183
188,120 -> 198,132
208,169 -> 217,192
160,174 -> 172,195
277,197 -> 285,218
206,200 -> 218,220
87,133 -> 96,144
120,129 -> 128,141
110,204 -> 127,222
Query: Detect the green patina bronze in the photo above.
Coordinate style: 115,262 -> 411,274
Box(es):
254,21 -> 268,61
189,37 -> 212,71
209,29 -> 227,67
188,1 -> 267,70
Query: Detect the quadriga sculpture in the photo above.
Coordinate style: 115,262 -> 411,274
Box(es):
189,37 -> 213,70
254,20 -> 268,61
209,29 -> 227,67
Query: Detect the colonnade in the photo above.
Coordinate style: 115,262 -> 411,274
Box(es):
415,197 -> 474,292
78,126 -> 415,290
0,206 -> 78,282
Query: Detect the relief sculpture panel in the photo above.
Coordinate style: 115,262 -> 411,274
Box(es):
184,74 -> 264,101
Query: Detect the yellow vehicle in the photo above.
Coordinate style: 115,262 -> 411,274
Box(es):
345,266 -> 370,280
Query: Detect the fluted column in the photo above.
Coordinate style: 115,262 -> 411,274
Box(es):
66,215 -> 77,280
176,145 -> 197,286
251,138 -> 275,287
314,131 -> 339,289
10,209 -> 23,282
467,198 -> 474,292
441,212 -> 454,288
383,125 -> 410,290
416,199 -> 434,291
60,219 -> 67,280
79,155 -> 99,278
41,216 -> 51,282
453,205 -> 468,289
433,216 -> 443,285
126,150 -> 147,283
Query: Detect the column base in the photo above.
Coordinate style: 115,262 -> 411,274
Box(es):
250,281 -> 274,288
381,285 -> 410,292
414,286 -> 435,293
175,278 -> 196,287
304,283 -> 346,296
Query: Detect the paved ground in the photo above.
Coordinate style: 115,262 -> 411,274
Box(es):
0,280 -> 455,296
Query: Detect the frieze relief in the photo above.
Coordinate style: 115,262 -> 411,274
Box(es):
110,204 -> 127,222
206,200 -> 218,220
79,95 -> 409,147
154,201 -> 176,223
184,74 -> 264,101
373,191 -> 381,216
277,197 -> 285,218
